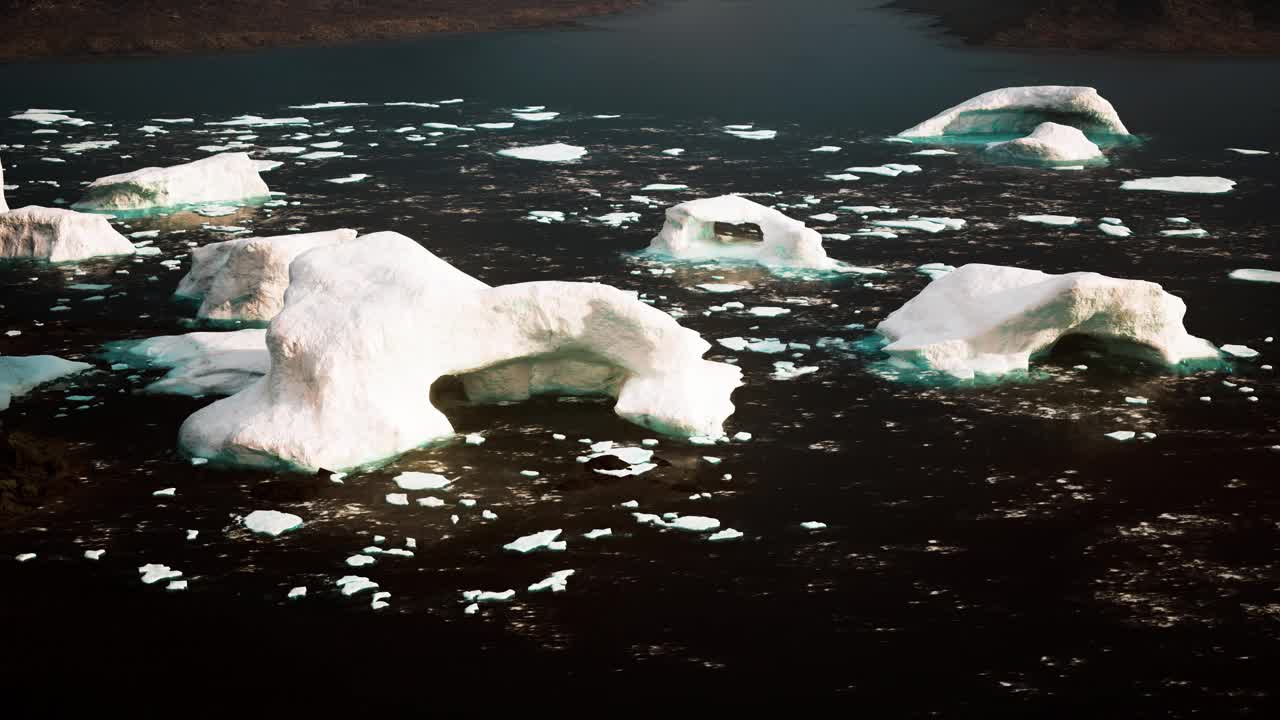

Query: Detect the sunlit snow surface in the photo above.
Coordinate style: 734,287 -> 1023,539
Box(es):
1,95 -> 1278,708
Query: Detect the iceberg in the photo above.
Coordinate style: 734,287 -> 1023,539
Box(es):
897,86 -> 1129,138
1120,177 -> 1235,194
1,207 -> 136,262
875,263 -> 1219,380
1,355 -> 93,411
177,232 -> 742,471
102,329 -> 268,397
175,229 -> 358,322
984,122 -> 1103,164
1099,223 -> 1132,238
1019,215 -> 1079,226
528,569 -> 575,593
496,143 -> 586,162
648,195 -> 836,270
72,153 -> 271,211
1228,269 -> 1280,283
503,529 -> 562,554
242,510 -> 304,537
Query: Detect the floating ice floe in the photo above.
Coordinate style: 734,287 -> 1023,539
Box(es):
175,229 -> 358,322
843,164 -> 921,177
393,472 -> 452,491
475,122 -> 515,130
811,146 -> 841,153
1019,215 -> 1079,226
528,569 -> 575,593
772,362 -> 818,380
207,115 -> 309,127
897,86 -> 1129,138
526,210 -> 565,224
512,112 -> 559,121
661,148 -> 685,156
1120,177 -> 1235,194
176,232 -> 741,470
707,528 -> 743,542
1160,228 -> 1209,238
242,510 -> 304,537
843,205 -> 898,215
1099,223 -> 1132,238
289,101 -> 369,110
984,122 -> 1103,164
800,521 -> 827,530
724,128 -> 776,140
462,589 -> 515,603
647,195 -> 837,271
84,549 -> 105,560
0,355 -> 93,411
918,262 -> 956,280
910,149 -> 958,156
326,174 -> 370,184
337,576 -> 378,596
139,564 -> 182,585
583,528 -> 612,539
61,140 -> 119,154
1228,269 -> 1280,283
497,143 -> 586,162
594,212 -> 641,227
503,529 -> 563,554
871,219 -> 946,234
642,183 -> 687,192
875,263 -> 1219,380
1,206 -> 137,262
102,328 -> 268,397
1220,344 -> 1259,358
697,283 -> 748,293
72,153 -> 270,212
1104,431 -> 1136,441
288,586 -> 307,599
1227,148 -> 1269,155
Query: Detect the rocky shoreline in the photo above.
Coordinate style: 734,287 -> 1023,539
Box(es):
0,0 -> 650,62
887,0 -> 1280,55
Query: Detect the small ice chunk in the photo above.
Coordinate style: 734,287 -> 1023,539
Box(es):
461,589 -> 515,603
1221,344 -> 1259,358
16,553 -> 37,562
1228,269 -> 1280,283
1124,396 -> 1149,405
385,493 -> 409,506
1099,223 -> 1132,237
583,528 -> 612,539
186,530 -> 199,541
1121,177 -> 1235,194
619,500 -> 640,508
288,586 -> 307,599
800,521 -> 827,530
748,306 -> 790,317
242,510 -> 304,536
1019,215 -> 1079,226
702,456 -> 722,465
138,564 -> 182,584
733,432 -> 752,442
1104,431 -> 1136,441
641,439 -> 659,447
417,497 -> 445,508
641,183 -> 688,191
84,549 -> 105,560
526,211 -> 564,223
697,283 -> 748,293
811,146 -> 841,152
1227,148 -> 1269,155
166,580 -> 188,591
336,576 -> 378,596
497,143 -> 585,162
1140,432 -> 1158,440
482,509 -> 498,520
595,212 -> 641,227
476,122 -> 515,129
346,554 -> 376,567
394,472 -> 452,491
519,470 -> 540,478
666,516 -> 721,532
503,529 -> 562,554
153,488 -> 176,497
724,128 -> 776,140
512,112 -> 559,121
809,213 -> 838,222
772,361 -> 819,380
910,149 -> 958,156
528,569 -> 576,593
661,148 -> 685,156
326,173 -> 370,184
707,528 -> 743,542
1160,228 -> 1209,238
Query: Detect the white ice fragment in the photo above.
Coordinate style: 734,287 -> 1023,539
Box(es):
1019,215 -> 1079,226
394,472 -> 452,490
417,497 -> 445,507
918,262 -> 956,280
242,510 -> 304,536
497,143 -> 585,162
666,516 -> 721,532
503,529 -> 562,554
461,589 -> 515,603
526,211 -> 565,224
910,149 -> 958,156
512,112 -> 559,121
772,361 -> 818,380
519,470 -> 540,478
811,146 -> 841,152
1104,431 -> 1136,441
336,576 -> 378,596
641,183 -> 688,191
166,580 -> 188,591
984,123 -> 1102,163
528,569 -> 576,593
800,521 -> 827,530
15,553 -> 36,562
748,306 -> 790,317
326,174 -> 370,184
733,432 -> 752,442
153,487 -> 176,497
138,564 -> 182,584
1124,396 -> 1149,405
1228,269 -> 1280,283
707,528 -> 743,542
475,122 -> 515,129
1160,229 -> 1209,238
0,355 -> 93,410
1227,148 -> 1269,155
583,528 -> 612,539
346,555 -> 375,567
1121,177 -> 1235,194
595,212 -> 641,227
724,128 -> 776,140
1220,344 -> 1259,358
385,493 -> 409,506
84,549 -> 105,560
1099,223 -> 1132,238
809,213 -> 838,222
186,530 -> 198,541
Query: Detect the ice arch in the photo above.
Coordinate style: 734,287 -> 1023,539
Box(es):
897,86 -> 1129,139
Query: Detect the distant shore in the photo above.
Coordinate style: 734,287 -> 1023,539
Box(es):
886,0 -> 1280,55
0,0 -> 651,62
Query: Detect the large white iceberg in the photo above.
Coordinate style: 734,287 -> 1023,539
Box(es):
984,122 -> 1103,164
175,229 -> 358,322
876,264 -> 1218,380
178,232 -> 742,471
898,86 -> 1129,138
72,153 -> 271,212
648,195 -> 835,270
1,157 -> 136,262
104,329 -> 268,396
1,355 -> 93,411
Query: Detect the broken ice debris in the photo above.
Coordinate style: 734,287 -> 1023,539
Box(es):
462,589 -> 515,603
1124,396 -> 1149,405
525,211 -> 564,224
242,510 -> 304,537
1160,228 -> 1209,238
528,569 -> 576,593
138,563 -> 182,584
707,528 -> 743,542
772,362 -> 819,380
326,174 -> 370,184
336,576 -> 379,596
918,262 -> 956,280
503,529 -> 563,554
496,143 -> 585,162
394,472 -> 452,491
1228,269 -> 1280,283
417,497 -> 445,507
385,493 -> 409,506
1104,431 -> 1136,441
843,164 -> 921,177
1120,177 -> 1235,194
697,283 -> 748,293
1227,148 -> 1269,155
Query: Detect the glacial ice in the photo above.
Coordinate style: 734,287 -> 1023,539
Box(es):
175,229 -> 358,322
497,143 -> 586,162
984,122 -> 1103,164
648,195 -> 836,270
897,86 -> 1129,138
177,231 -> 742,471
1121,177 -> 1236,194
72,153 -> 271,211
242,510 -> 304,536
1,355 -> 92,411
1229,269 -> 1280,283
1,206 -> 137,262
876,263 -> 1219,380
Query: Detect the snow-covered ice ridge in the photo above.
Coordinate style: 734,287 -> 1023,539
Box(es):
897,86 -> 1130,138
876,264 -> 1219,380
178,231 -> 743,471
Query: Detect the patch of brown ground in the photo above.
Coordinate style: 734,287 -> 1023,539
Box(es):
0,0 -> 650,62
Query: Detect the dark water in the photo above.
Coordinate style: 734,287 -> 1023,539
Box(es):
2,0 -> 1278,712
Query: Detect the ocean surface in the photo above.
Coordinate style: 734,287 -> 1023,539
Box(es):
2,0 -> 1277,712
